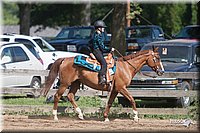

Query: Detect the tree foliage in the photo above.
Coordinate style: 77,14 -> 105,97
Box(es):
137,3 -> 198,36
3,2 -> 199,36
2,2 -> 19,25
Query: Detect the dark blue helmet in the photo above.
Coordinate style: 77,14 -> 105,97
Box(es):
94,20 -> 107,28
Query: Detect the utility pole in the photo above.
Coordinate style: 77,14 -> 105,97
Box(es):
127,0 -> 131,27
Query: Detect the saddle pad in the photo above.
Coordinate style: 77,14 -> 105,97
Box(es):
74,55 -> 116,75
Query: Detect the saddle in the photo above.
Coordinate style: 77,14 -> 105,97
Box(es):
74,53 -> 116,83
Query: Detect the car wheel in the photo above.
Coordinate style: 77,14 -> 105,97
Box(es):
177,81 -> 191,108
27,77 -> 41,98
30,77 -> 41,89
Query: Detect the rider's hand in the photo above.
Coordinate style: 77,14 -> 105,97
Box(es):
111,47 -> 115,52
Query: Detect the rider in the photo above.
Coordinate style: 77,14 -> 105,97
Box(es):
90,20 -> 111,85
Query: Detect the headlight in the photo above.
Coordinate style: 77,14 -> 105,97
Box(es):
67,45 -> 77,52
127,43 -> 139,50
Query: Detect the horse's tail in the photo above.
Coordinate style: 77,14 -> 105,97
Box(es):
40,58 -> 65,97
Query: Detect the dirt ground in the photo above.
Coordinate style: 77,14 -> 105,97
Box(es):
2,115 -> 199,132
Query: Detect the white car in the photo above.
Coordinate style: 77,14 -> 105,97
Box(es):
0,34 -> 83,69
0,42 -> 45,89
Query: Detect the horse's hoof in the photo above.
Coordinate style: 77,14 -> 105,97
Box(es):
54,117 -> 59,122
78,115 -> 84,120
104,118 -> 110,122
133,116 -> 139,123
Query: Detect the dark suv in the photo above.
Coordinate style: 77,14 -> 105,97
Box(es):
174,25 -> 200,39
119,39 -> 200,107
48,26 -> 110,55
125,25 -> 165,54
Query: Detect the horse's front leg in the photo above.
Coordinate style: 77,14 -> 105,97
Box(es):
67,81 -> 84,120
104,88 -> 118,122
53,84 -> 68,121
119,87 -> 139,122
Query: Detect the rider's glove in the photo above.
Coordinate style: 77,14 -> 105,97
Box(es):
111,47 -> 115,52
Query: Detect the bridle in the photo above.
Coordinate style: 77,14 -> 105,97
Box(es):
114,49 -> 163,78
146,51 -> 164,76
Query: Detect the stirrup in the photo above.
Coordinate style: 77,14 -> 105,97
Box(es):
99,75 -> 107,85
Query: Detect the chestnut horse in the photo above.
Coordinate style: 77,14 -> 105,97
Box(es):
41,47 -> 164,122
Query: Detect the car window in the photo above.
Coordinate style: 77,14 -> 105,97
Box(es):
15,38 -> 35,47
33,38 -> 55,52
1,47 -> 13,63
127,28 -> 151,39
153,28 -> 162,39
0,38 -> 10,42
15,38 -> 41,57
56,28 -> 93,39
12,46 -> 29,62
143,45 -> 189,63
194,46 -> 200,63
175,27 -> 200,39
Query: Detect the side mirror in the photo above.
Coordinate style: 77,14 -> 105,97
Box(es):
1,56 -> 12,64
158,34 -> 164,37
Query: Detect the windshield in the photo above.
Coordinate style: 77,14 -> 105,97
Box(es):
33,38 -> 55,52
56,28 -> 93,39
175,27 -> 200,39
127,28 -> 151,39
143,45 -> 190,63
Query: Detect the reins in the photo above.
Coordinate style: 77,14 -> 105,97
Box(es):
114,49 -> 137,71
114,49 -> 157,78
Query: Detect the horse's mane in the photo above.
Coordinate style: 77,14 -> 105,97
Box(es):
117,50 -> 150,61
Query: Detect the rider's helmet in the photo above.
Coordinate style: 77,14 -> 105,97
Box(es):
94,20 -> 107,28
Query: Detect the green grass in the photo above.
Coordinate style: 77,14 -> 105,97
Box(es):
1,96 -> 109,107
2,96 -> 198,120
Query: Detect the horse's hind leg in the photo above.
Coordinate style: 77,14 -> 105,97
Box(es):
67,80 -> 84,120
104,88 -> 118,122
53,83 -> 68,121
119,87 -> 139,122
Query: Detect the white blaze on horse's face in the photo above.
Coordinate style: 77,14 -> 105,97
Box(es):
150,51 -> 164,75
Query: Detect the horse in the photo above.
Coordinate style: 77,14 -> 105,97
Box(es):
40,47 -> 164,122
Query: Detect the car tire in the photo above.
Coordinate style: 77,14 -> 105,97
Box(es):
27,77 -> 41,98
30,77 -> 41,89
177,81 -> 191,108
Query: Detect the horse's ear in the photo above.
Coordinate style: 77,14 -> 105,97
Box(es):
153,47 -> 159,52
152,45 -> 155,51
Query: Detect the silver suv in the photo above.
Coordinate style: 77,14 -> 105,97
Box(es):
0,42 -> 45,89
0,34 -> 82,69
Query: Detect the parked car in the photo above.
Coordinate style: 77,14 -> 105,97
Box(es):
0,34 -> 82,70
0,42 -> 45,89
48,26 -> 111,55
174,25 -> 200,39
125,25 -> 165,54
118,39 -> 200,107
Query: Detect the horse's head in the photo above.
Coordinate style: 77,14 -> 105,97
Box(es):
146,47 -> 164,76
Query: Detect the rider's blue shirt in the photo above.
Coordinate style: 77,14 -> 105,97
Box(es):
93,31 -> 110,52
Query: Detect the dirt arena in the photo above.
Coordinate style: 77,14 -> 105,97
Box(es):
2,115 -> 199,132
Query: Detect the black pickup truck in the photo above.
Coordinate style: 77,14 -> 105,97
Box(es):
126,25 -> 165,55
118,39 -> 200,108
48,26 -> 110,55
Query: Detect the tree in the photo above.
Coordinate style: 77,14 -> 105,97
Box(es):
18,3 -> 31,35
2,3 -> 19,25
111,3 -> 126,55
80,3 -> 91,26
197,2 -> 200,25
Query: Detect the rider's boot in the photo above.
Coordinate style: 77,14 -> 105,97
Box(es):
99,75 -> 107,85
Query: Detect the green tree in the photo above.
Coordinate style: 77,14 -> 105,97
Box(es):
18,3 -> 31,35
111,3 -> 126,55
198,2 -> 200,25
2,2 -> 19,25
